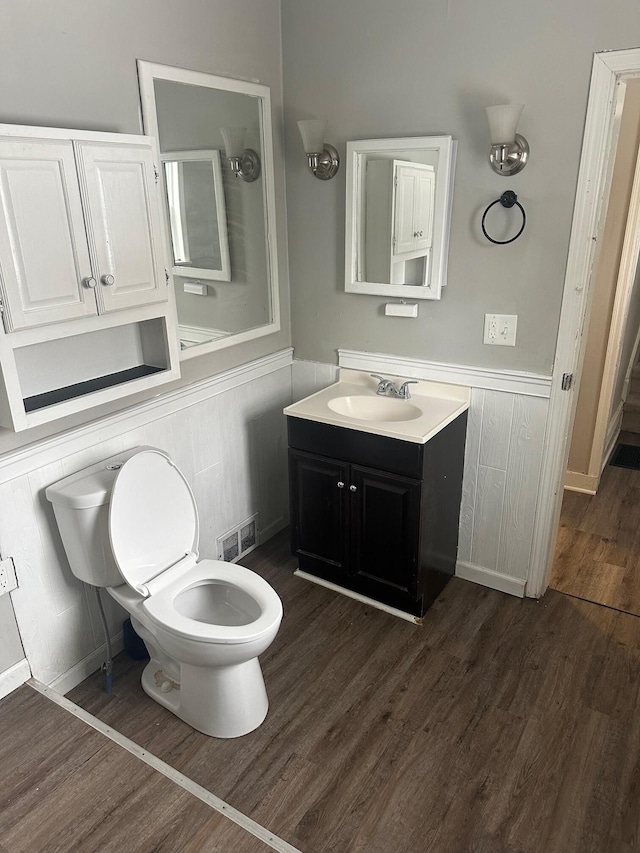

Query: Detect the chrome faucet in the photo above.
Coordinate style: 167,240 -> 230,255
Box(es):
370,375 -> 419,400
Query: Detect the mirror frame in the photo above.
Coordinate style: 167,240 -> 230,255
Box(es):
161,149 -> 231,282
345,136 -> 457,300
137,60 -> 280,360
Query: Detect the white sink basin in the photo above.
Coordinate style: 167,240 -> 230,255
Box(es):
327,395 -> 422,422
284,369 -> 470,444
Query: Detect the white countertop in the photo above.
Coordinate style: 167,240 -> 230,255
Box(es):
284,369 -> 470,444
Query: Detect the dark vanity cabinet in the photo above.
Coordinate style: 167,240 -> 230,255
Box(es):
287,412 -> 467,618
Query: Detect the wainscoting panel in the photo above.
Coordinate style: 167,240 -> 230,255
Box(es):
0,351 -> 293,690
291,359 -> 339,403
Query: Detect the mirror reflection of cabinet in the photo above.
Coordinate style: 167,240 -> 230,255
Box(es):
365,160 -> 435,286
162,149 -> 231,282
346,136 -> 456,300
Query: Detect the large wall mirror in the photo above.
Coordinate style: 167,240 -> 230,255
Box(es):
345,136 -> 457,301
137,61 -> 280,357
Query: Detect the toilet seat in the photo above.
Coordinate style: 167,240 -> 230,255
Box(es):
142,559 -> 283,645
107,448 -> 282,646
109,448 -> 199,594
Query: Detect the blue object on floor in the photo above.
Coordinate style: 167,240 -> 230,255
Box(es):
123,617 -> 150,660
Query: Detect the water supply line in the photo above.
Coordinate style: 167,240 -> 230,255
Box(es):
95,587 -> 113,694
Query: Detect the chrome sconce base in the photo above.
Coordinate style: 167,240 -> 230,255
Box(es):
228,149 -> 261,182
489,133 -> 529,176
306,144 -> 340,180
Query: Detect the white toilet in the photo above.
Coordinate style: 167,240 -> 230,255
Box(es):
45,446 -> 283,738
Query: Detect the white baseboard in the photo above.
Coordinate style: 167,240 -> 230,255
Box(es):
456,561 -> 527,598
49,633 -> 124,696
259,513 -> 289,544
0,658 -> 31,700
564,470 -> 598,494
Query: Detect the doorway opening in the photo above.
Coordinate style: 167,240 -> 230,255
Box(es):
548,66 -> 640,614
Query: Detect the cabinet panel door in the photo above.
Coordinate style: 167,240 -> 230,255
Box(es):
0,139 -> 96,331
393,165 -> 417,255
414,168 -> 435,252
77,142 -> 167,313
289,449 -> 349,581
349,465 -> 421,605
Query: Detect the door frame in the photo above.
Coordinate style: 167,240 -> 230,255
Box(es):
528,47 -> 640,598
585,134 -> 640,490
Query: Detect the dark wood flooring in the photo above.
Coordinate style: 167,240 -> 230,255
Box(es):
0,685 -> 272,852
551,431 -> 640,616
65,529 -> 640,853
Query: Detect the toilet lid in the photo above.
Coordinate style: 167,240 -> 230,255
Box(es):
108,449 -> 199,591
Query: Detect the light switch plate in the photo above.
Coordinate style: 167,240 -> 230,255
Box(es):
484,314 -> 517,346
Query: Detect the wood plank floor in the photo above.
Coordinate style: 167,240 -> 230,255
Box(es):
551,431 -> 640,615
66,529 -> 640,852
0,684 -> 273,852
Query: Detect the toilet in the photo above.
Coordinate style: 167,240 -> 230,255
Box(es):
45,446 -> 283,738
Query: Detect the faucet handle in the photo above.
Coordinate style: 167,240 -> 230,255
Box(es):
370,374 -> 391,394
398,380 -> 419,399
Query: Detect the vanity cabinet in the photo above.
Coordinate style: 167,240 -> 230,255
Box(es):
365,159 -> 435,285
0,124 -> 180,432
287,412 -> 467,618
0,134 -> 167,332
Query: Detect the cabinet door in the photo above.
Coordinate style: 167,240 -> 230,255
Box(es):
0,138 -> 97,331
289,449 -> 349,583
349,465 -> 421,610
76,142 -> 167,313
413,168 -> 435,253
393,165 -> 418,256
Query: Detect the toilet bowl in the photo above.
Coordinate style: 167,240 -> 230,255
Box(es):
46,446 -> 283,738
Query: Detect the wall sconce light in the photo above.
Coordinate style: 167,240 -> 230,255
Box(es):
297,119 -> 340,180
220,127 -> 261,182
485,104 -> 529,176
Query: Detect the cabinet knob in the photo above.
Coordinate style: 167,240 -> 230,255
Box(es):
349,484 -> 357,492
337,481 -> 345,489
101,274 -> 115,286
82,276 -> 97,289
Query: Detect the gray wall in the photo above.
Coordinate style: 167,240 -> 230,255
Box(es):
281,0 -> 640,376
0,0 -> 290,454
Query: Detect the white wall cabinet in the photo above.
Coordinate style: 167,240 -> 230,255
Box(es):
0,125 -> 180,432
0,135 -> 167,332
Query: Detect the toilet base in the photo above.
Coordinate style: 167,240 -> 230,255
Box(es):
140,656 -> 269,738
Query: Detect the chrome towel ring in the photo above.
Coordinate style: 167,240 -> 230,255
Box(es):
481,190 -> 526,244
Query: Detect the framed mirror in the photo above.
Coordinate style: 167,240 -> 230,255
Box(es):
137,61 -> 280,357
162,150 -> 231,282
345,136 -> 457,300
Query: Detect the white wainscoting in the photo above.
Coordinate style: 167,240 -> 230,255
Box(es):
291,359 -> 339,402
338,350 -> 552,597
0,348 -> 293,691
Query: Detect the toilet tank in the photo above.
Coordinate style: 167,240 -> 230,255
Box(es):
45,447 -> 152,588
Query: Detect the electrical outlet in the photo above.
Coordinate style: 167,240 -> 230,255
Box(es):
484,314 -> 517,346
0,556 -> 18,595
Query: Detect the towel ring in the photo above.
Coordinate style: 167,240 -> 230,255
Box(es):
481,190 -> 526,245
